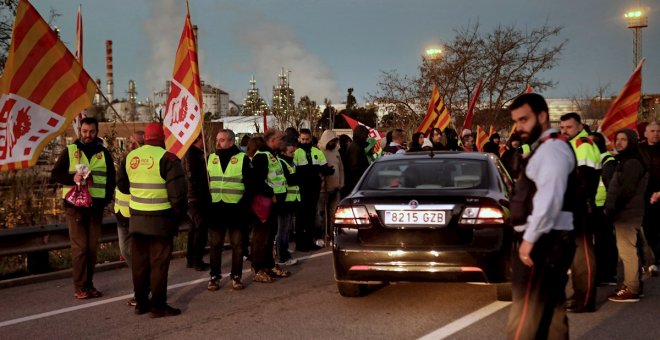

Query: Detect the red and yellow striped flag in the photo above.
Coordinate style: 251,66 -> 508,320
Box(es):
525,85 -> 534,93
599,59 -> 644,144
488,125 -> 496,136
164,0 -> 203,158
0,0 -> 96,171
476,125 -> 488,152
417,85 -> 451,135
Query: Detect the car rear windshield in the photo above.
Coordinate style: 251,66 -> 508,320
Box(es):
360,158 -> 488,190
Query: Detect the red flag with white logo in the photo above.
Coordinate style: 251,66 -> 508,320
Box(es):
0,0 -> 96,171
164,1 -> 203,158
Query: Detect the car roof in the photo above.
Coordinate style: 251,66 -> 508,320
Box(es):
374,151 -> 496,163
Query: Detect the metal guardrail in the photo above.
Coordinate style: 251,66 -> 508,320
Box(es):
0,217 -> 191,257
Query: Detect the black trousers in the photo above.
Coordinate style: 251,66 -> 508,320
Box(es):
569,211 -> 597,309
186,204 -> 209,266
209,220 -> 243,280
507,230 -> 575,340
643,198 -> 660,264
295,188 -> 320,249
593,206 -> 618,282
132,233 -> 173,310
250,212 -> 277,272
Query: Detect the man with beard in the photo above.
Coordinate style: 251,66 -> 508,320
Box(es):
294,128 -> 334,251
51,117 -> 116,300
507,93 -> 576,339
206,129 -> 251,290
559,112 -> 601,313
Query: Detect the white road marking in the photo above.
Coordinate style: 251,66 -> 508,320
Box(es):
0,251 -> 332,328
418,301 -> 511,340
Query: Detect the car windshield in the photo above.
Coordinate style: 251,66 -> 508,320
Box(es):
360,158 -> 487,190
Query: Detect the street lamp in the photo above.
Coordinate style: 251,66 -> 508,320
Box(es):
424,48 -> 443,61
624,9 -> 648,69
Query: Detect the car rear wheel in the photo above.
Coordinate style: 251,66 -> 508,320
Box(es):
496,283 -> 512,301
337,282 -> 367,297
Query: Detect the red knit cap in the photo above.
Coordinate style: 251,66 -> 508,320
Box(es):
144,123 -> 164,141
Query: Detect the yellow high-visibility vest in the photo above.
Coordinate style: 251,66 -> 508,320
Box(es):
256,150 -> 287,194
279,157 -> 300,202
113,188 -> 131,217
61,144 -> 107,199
208,152 -> 246,203
125,145 -> 171,211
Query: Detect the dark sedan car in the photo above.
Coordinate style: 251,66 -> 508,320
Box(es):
332,151 -> 515,300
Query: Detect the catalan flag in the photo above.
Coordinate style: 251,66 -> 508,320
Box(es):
460,80 -> 482,137
488,125 -> 496,136
417,85 -> 451,136
0,0 -> 96,171
164,0 -> 203,158
476,125 -> 488,152
599,59 -> 644,143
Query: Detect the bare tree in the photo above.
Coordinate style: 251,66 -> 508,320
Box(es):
0,0 -> 18,75
295,96 -> 320,133
369,20 -> 566,131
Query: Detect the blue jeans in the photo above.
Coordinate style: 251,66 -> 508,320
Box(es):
277,211 -> 294,262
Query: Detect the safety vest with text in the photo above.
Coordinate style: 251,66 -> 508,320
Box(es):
62,144 -> 108,199
207,152 -> 246,203
256,150 -> 287,194
125,145 -> 171,211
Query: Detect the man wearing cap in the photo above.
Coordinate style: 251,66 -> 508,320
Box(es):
51,117 -> 116,300
117,123 -> 187,318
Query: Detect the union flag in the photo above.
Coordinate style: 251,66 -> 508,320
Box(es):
0,0 -> 96,171
599,59 -> 644,144
342,114 -> 382,154
476,125 -> 488,152
417,85 -> 451,136
164,0 -> 203,158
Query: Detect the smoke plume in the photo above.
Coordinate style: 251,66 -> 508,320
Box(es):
143,0 -> 182,94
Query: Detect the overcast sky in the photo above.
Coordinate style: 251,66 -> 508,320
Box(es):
28,0 -> 660,106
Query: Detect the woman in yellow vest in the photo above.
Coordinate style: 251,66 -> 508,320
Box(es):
276,140 -> 300,266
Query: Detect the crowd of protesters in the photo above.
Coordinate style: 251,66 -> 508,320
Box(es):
52,116 -> 660,319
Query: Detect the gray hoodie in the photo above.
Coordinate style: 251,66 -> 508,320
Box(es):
319,129 -> 344,192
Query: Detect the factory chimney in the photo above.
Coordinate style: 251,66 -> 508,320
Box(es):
105,40 -> 114,103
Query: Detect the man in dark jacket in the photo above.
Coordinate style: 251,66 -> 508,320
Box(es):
343,125 -> 371,197
117,123 -> 187,317
605,128 -> 648,302
206,129 -> 252,290
183,134 -> 211,271
51,117 -> 115,300
638,121 -> 660,270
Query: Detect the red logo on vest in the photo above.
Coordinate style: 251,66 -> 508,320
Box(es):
129,156 -> 140,169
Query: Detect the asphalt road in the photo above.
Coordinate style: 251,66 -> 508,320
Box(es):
0,249 -> 659,339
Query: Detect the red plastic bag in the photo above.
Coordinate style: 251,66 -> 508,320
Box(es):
65,184 -> 92,207
251,195 -> 272,223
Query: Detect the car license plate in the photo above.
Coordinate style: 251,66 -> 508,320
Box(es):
384,211 -> 446,225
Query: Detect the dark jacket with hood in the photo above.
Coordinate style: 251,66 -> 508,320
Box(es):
182,144 -> 211,208
51,138 -> 116,208
483,134 -> 501,157
344,125 -> 370,195
605,128 -> 648,224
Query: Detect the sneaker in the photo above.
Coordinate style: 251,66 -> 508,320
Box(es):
127,297 -> 137,307
207,276 -> 220,291
87,287 -> 103,298
277,258 -> 299,266
253,269 -> 274,283
231,278 -> 245,290
74,289 -> 90,300
608,287 -> 640,302
270,265 -> 291,278
150,305 -> 181,318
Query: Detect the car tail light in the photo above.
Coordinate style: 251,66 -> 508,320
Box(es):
334,206 -> 370,227
460,206 -> 504,225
